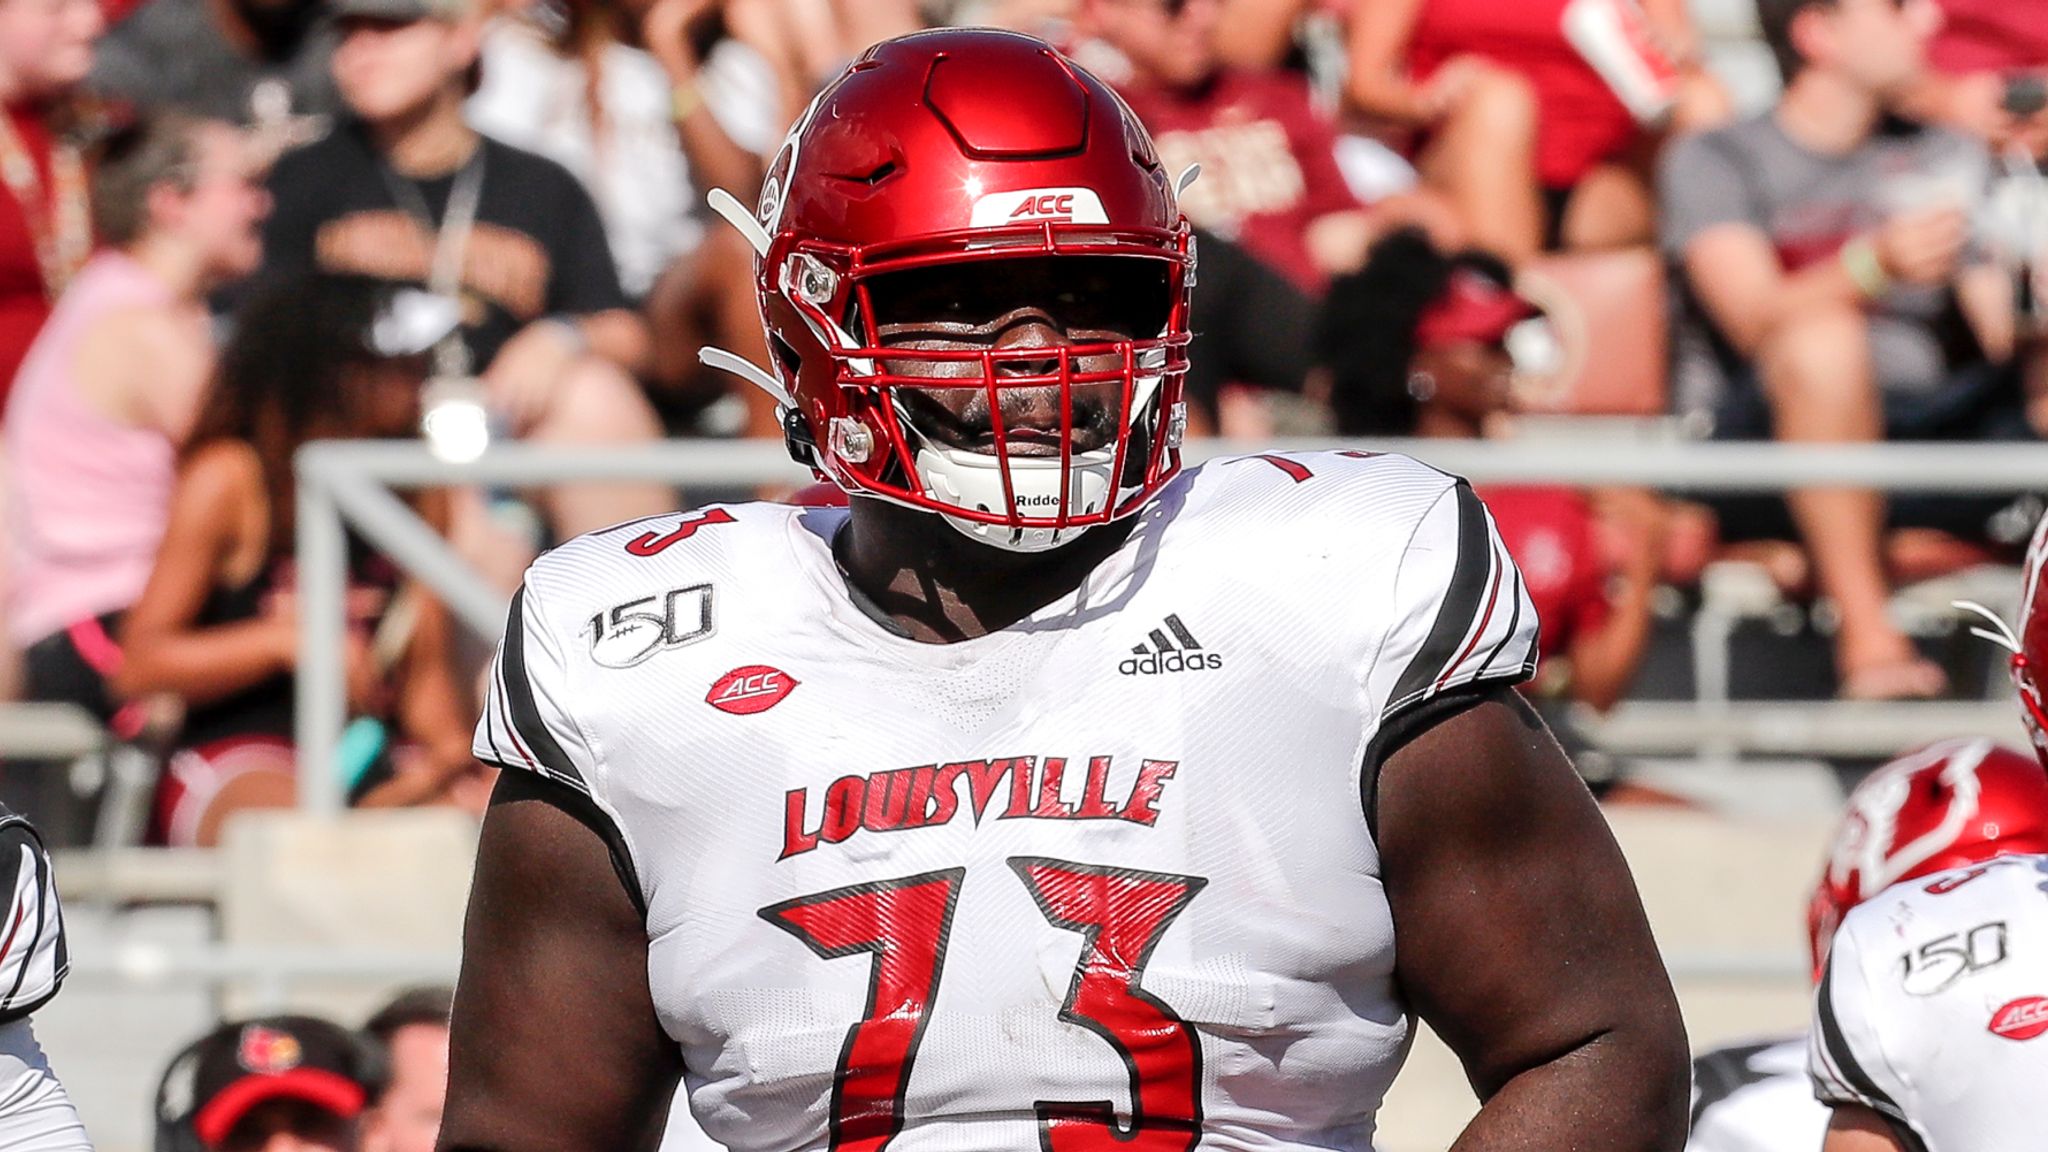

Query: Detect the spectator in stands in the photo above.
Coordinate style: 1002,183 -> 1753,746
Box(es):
1321,228 -> 1661,711
468,0 -> 778,303
1659,0 -> 2035,700
0,0 -> 102,409
88,0 -> 340,141
156,1015 -> 376,1152
471,0 -> 785,438
262,0 -> 669,536
1071,0 -> 1433,294
113,275 -> 484,846
1068,0 -> 1453,434
359,985 -> 452,1152
1901,0 -> 2048,155
721,0 -> 921,127
1347,0 -> 1726,261
6,113 -> 267,730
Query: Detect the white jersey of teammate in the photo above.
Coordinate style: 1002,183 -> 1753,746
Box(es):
475,450 -> 1538,1152
0,808 -> 89,1152
1809,853 -> 2048,1151
1685,1036 -> 1826,1152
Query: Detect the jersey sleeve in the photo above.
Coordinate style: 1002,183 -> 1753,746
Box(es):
0,814 -> 67,1025
1366,480 -> 1541,728
1808,921 -> 1919,1136
474,578 -> 602,798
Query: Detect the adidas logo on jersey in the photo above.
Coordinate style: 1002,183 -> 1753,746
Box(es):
1119,615 -> 1223,676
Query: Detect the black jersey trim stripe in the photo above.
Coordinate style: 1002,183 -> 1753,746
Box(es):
1688,1042 -> 1778,1131
1815,959 -> 1911,1127
0,844 -> 52,1020
1472,541 -> 1527,682
500,586 -> 592,795
1383,482 -> 1493,720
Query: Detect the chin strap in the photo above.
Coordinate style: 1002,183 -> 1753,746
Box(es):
708,187 -> 772,257
697,345 -> 794,409
1954,599 -> 2023,654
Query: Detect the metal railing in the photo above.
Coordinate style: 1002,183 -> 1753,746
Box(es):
294,437 -> 2048,812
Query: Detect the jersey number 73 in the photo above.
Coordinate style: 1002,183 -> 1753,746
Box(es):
760,859 -> 1208,1152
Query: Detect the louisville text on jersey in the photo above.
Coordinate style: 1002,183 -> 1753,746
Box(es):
781,754 -> 1180,859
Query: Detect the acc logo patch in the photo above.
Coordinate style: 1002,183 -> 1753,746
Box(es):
237,1026 -> 303,1074
970,186 -> 1110,228
586,586 -> 714,669
1989,996 -> 2048,1041
708,665 -> 799,715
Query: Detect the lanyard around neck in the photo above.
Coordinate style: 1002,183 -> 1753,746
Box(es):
378,145 -> 486,378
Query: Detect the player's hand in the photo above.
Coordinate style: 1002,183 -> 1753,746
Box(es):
484,320 -> 581,435
1873,206 -> 1969,286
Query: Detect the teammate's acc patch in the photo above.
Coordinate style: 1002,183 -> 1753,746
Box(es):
1989,996 -> 2048,1041
707,666 -> 799,715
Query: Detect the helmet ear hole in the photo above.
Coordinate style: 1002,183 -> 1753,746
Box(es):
770,333 -> 803,378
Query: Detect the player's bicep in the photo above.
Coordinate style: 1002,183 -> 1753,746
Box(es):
1823,1104 -> 1913,1152
1376,694 -> 1686,1108
440,772 -> 680,1152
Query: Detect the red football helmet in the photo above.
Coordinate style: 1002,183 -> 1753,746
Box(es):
1807,738 -> 2048,975
730,28 -> 1195,552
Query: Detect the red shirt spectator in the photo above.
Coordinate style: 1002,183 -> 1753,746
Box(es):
0,0 -> 101,408
1114,71 -> 1361,291
0,104 -> 88,407
1479,485 -> 1611,662
1928,0 -> 2048,76
1407,0 -> 1636,191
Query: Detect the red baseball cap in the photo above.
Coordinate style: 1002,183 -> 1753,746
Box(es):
1415,269 -> 1537,348
188,1017 -> 369,1149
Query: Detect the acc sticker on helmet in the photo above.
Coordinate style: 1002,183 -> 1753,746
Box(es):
970,187 -> 1110,228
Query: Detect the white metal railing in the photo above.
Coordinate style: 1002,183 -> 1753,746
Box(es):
294,437 -> 2048,812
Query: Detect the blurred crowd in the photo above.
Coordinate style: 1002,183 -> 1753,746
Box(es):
0,0 -> 2042,844
152,987 -> 451,1152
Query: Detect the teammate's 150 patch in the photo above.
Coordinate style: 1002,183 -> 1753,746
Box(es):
585,585 -> 715,668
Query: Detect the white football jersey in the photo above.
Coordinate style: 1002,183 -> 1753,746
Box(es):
1685,1036 -> 1826,1152
1809,854 -> 2048,1152
474,450 -> 1539,1152
0,811 -> 85,1152
0,811 -> 65,1026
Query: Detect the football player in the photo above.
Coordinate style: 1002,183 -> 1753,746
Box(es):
1805,515 -> 2048,1151
438,28 -> 1689,1152
1688,737 -> 2048,1152
0,806 -> 88,1151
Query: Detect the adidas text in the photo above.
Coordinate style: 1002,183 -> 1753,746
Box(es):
1119,650 -> 1225,676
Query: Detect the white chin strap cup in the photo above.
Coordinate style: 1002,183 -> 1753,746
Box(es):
915,444 -> 1116,554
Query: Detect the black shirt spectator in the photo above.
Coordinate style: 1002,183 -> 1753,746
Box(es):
262,121 -> 628,372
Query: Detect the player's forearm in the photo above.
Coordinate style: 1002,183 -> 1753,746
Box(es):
1449,1026 -> 1691,1152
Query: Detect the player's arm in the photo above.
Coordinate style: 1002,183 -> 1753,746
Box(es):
437,772 -> 681,1152
440,579 -> 683,1152
1376,691 -> 1690,1151
1822,1105 -> 1910,1152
